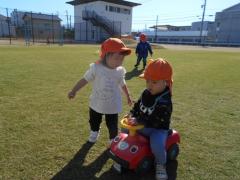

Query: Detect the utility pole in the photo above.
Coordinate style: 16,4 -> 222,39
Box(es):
31,11 -> 35,44
66,10 -> 69,29
51,14 -> 55,44
6,8 -> 11,44
199,0 -> 207,46
154,15 -> 158,43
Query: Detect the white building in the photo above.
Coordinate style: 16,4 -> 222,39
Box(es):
143,29 -> 208,44
144,23 -> 209,44
0,14 -> 16,37
11,10 -> 26,27
67,0 -> 140,42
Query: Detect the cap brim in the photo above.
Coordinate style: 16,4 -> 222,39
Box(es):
120,48 -> 131,56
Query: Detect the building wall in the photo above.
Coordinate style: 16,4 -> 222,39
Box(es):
24,18 -> 61,40
34,19 -> 61,40
143,30 -> 208,44
191,21 -> 214,31
74,21 -> 109,42
11,10 -> 25,27
214,11 -> 240,43
0,16 -> 16,37
74,1 -> 133,41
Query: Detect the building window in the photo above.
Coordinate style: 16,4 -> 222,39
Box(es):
109,6 -> 115,12
44,23 -> 51,31
158,38 -> 168,41
109,5 -> 131,15
91,30 -> 95,39
122,8 -> 131,14
106,5 -> 108,11
117,7 -> 120,13
182,39 -> 193,42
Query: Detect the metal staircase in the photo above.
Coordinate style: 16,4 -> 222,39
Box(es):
82,10 -> 121,36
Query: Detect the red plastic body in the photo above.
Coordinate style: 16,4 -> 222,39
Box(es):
110,129 -> 180,170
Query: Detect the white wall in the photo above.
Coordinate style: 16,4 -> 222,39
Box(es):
143,30 -> 208,37
74,1 -> 133,34
0,19 -> 16,37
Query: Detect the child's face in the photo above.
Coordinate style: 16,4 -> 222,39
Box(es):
146,79 -> 166,95
106,52 -> 125,69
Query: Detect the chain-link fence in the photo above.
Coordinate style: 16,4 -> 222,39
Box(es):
0,7 -> 122,45
1,6 -> 240,46
0,7 -> 74,45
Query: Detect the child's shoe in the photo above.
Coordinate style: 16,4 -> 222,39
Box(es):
155,164 -> 168,180
88,130 -> 99,143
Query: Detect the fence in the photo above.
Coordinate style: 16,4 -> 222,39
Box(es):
0,7 -> 121,45
1,7 -> 240,47
0,7 -> 74,45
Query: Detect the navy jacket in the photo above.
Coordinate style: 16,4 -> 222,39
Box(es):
135,41 -> 153,58
130,87 -> 172,130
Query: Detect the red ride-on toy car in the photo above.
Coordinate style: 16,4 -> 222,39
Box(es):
108,118 -> 180,174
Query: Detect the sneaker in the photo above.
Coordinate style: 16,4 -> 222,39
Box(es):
155,164 -> 168,180
88,130 -> 99,143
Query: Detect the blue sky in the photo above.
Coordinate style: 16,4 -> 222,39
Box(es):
1,0 -> 239,30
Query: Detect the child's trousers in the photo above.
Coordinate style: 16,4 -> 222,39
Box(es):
135,56 -> 147,67
89,108 -> 118,139
138,128 -> 168,165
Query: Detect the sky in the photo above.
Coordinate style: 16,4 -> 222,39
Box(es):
1,0 -> 240,30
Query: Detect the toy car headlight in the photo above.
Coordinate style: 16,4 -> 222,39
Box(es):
117,141 -> 129,150
130,145 -> 139,153
113,136 -> 120,143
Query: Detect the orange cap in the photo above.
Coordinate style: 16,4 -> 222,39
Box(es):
139,58 -> 173,91
140,33 -> 146,41
100,38 -> 131,59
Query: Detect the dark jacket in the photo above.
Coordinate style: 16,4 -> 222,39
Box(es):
135,41 -> 153,58
130,87 -> 172,130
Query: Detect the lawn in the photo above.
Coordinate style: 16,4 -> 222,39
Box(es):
0,44 -> 240,180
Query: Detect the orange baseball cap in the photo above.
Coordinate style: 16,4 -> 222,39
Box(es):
139,58 -> 173,91
100,38 -> 131,59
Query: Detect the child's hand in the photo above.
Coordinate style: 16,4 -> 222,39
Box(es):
123,114 -> 131,118
68,91 -> 76,99
127,117 -> 137,126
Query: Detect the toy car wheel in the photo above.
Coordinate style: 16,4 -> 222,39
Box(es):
135,156 -> 154,175
112,162 -> 128,174
167,143 -> 179,160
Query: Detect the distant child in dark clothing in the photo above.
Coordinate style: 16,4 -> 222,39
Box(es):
128,58 -> 173,180
135,33 -> 153,69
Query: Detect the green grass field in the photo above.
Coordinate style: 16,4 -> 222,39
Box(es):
1,45 -> 240,180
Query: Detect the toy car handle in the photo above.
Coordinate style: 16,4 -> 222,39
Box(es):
121,118 -> 144,136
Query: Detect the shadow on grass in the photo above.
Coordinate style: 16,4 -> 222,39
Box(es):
98,160 -> 178,180
52,141 -> 178,180
125,67 -> 144,80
